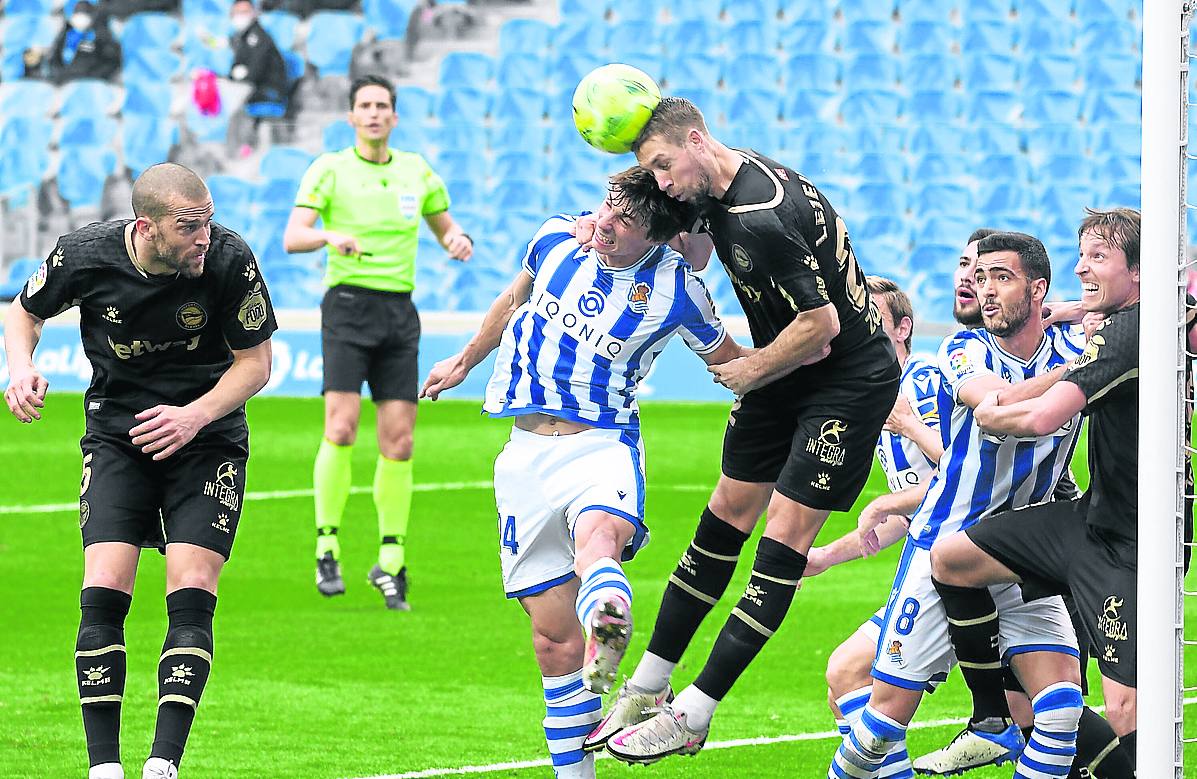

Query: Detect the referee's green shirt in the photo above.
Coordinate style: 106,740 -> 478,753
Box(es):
294,146 -> 451,293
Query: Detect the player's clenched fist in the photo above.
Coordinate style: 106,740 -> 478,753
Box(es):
4,366 -> 49,423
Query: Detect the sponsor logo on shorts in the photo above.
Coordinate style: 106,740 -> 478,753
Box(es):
80,665 -> 111,686
176,302 -> 207,331
25,260 -> 48,297
164,664 -> 195,686
886,640 -> 904,667
204,462 -> 241,512
806,420 -> 848,467
211,512 -> 231,534
237,283 -> 268,331
811,472 -> 832,491
1098,595 -> 1128,642
731,244 -> 752,272
79,500 -> 90,528
626,282 -> 651,315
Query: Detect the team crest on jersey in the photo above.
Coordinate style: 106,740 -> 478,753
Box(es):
399,193 -> 418,220
731,244 -> 753,272
176,302 -> 207,331
774,168 -> 788,181
25,261 -> 48,298
627,281 -> 652,314
237,283 -> 268,331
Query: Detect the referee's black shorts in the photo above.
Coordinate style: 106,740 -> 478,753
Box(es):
78,427 -> 249,560
321,284 -> 420,402
720,360 -> 899,512
966,498 -> 1137,688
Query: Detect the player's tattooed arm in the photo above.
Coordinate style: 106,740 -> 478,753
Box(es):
421,270 -> 533,400
709,303 -> 838,395
130,339 -> 273,460
883,395 -> 944,463
3,301 -> 49,423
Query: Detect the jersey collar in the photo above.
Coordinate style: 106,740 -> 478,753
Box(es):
590,244 -> 662,273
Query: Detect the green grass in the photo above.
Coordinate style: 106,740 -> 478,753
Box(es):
1,395 -> 1194,777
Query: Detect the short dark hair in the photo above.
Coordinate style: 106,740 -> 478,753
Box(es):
866,275 -> 914,352
631,97 -> 709,154
608,166 -> 693,243
968,227 -> 999,245
131,163 -> 209,221
349,75 -> 395,109
976,231 -> 1051,289
1078,207 -> 1140,270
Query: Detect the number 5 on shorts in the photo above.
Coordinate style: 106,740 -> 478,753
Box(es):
501,515 -> 519,555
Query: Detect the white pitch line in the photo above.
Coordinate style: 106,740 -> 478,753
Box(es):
0,482 -> 713,516
351,697 -> 1197,779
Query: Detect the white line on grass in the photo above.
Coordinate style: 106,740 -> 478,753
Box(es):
0,482 -> 713,516
350,697 -> 1197,779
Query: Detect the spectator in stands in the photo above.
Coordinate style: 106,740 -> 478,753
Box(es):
227,0 -> 289,156
404,0 -> 438,62
260,0 -> 358,15
46,2 -> 122,85
96,0 -> 179,19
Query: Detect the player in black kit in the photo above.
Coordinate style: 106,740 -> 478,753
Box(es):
3,164 -> 276,779
583,97 -> 900,763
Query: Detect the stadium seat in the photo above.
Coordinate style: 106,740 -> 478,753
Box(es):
260,146 -> 315,182
437,88 -> 491,124
305,12 -> 363,77
974,124 -> 1022,154
1022,54 -> 1081,91
501,18 -> 552,54
0,124 -> 50,198
968,89 -> 1021,123
183,16 -> 235,75
780,19 -> 834,52
841,89 -> 902,124
1019,18 -> 1077,51
722,53 -> 782,90
492,121 -> 550,154
605,19 -> 662,53
121,80 -> 173,118
57,147 -> 116,210
1016,0 -> 1072,21
258,11 -> 300,51
494,150 -> 547,181
783,88 -> 840,122
120,12 -> 182,49
897,20 -> 958,55
552,50 -> 608,86
1082,89 -> 1141,123
784,54 -> 841,90
976,181 -> 1034,214
916,216 -> 976,248
1074,0 -> 1135,20
1038,182 -> 1091,217
958,0 -> 1011,22
727,88 -> 783,124
1,15 -> 57,81
900,0 -> 960,21
443,178 -> 481,209
665,52 -> 723,90
1023,123 -> 1086,160
1104,181 -> 1140,208
491,88 -> 546,122
1041,153 -> 1089,183
795,152 -> 841,180
1090,122 -> 1140,156
122,115 -> 179,178
361,0 -> 414,40
487,179 -> 546,212
59,79 -> 120,119
842,20 -> 897,54
843,54 -> 898,89
782,122 -> 849,155
552,178 -> 606,213
254,178 -> 301,220
1084,53 -> 1140,89
963,53 -> 1019,91
183,0 -> 233,15
858,215 -> 912,245
962,20 -> 1016,52
978,152 -> 1033,182
915,183 -> 972,216
907,90 -> 964,122
665,18 -> 723,52
850,183 -> 909,216
1099,154 -> 1139,181
725,0 -> 783,22
848,123 -> 909,154
1024,90 -> 1082,124
854,152 -> 907,183
900,53 -> 960,91
4,0 -> 53,13
206,174 -> 256,217
549,149 -> 609,188
559,0 -> 609,21
1079,21 -> 1139,52
908,242 -> 961,274
0,80 -> 55,119
497,52 -> 547,90
722,123 -> 783,154
908,125 -> 970,155
436,122 -> 487,153
391,122 -> 431,152
59,115 -> 119,148
439,52 -> 495,89
386,86 -> 432,122
671,0 -> 727,21
912,153 -> 973,183
431,150 -> 479,181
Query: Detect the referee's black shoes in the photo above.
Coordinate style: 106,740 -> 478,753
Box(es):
368,564 -> 410,611
316,551 -> 346,597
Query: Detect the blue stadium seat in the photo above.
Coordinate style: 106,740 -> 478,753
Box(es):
501,19 -> 552,54
1084,53 -> 1139,89
0,121 -> 50,198
911,153 -> 972,182
389,86 -> 432,122
1081,89 -> 1140,123
5,0 -> 53,13
780,19 -> 833,51
858,215 -> 912,245
721,122 -> 783,154
431,150 -> 480,181
968,89 -> 1021,122
492,121 -> 550,153
206,174 -> 256,217
318,121 -> 357,156
722,53 -> 782,89
0,258 -> 43,300
551,50 -> 607,86
183,103 -> 229,143
850,183 -> 908,216
493,150 -> 546,180
908,242 -> 961,274
668,18 -> 725,52
848,123 -> 909,153
491,88 -> 546,122
183,0 -> 233,16
1022,54 -> 1081,91
854,152 -> 907,182
958,0 -> 1011,22
900,0 -> 960,21
975,124 -> 1022,154
605,50 -> 665,83
979,152 -> 1032,182
437,88 -> 491,124
1104,181 -> 1139,208
783,89 -> 840,122
727,88 -> 783,124
897,20 -> 958,54
1024,90 -> 1082,123
1038,182 -> 1091,217
839,0 -> 895,21
362,0 -> 414,39
907,90 -> 964,122
1016,0 -> 1072,21
1,15 -> 57,81
120,13 -> 182,49
1018,18 -> 1077,51
915,184 -> 972,216
445,178 -> 483,208
908,125 -> 970,155
976,181 -> 1033,214
489,179 -> 548,212
900,53 -> 959,91
258,11 -> 300,50
60,115 -> 118,148
610,0 -> 659,23
1079,21 -> 1138,51
552,178 -> 606,212
1090,122 -> 1139,156
122,115 -> 178,178
57,147 -> 116,210
121,79 -> 172,117
559,0 -> 609,21
794,152 -> 840,179
55,80 -> 117,121
962,20 -> 1016,52
784,54 -> 841,90
254,178 -> 300,219
605,19 -> 662,52
963,53 -> 1019,91
391,122 -> 430,152
305,11 -> 363,76
437,122 -> 487,152
260,146 -> 315,182
782,123 -> 849,155
665,52 -> 723,90
1099,154 -> 1139,181
183,16 -> 235,75
844,54 -> 898,89
439,52 -> 494,88
725,0 -> 782,22
0,80 -> 54,118
1042,153 -> 1088,183
497,52 -> 547,90
842,20 -> 897,54
841,89 -> 902,124
1074,0 -> 1134,20
549,149 -> 609,186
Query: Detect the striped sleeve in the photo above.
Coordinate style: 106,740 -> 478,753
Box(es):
937,330 -> 998,400
520,214 -> 578,277
905,358 -> 945,431
675,264 -> 727,355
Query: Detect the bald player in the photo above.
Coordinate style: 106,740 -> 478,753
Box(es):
4,163 -> 278,779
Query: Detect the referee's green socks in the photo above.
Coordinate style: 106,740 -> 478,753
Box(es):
314,438 -> 353,559
76,586 -> 132,768
375,455 -> 413,575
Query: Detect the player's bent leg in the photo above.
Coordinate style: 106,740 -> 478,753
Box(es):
520,582 -> 599,779
314,391 -> 361,592
572,511 -> 636,694
929,533 -> 1020,588
1009,652 -> 1084,778
374,400 -> 415,607
829,681 -> 921,779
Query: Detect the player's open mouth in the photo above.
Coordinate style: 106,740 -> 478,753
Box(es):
1082,283 -> 1099,294
594,233 -> 615,249
982,303 -> 1001,316
956,287 -> 975,303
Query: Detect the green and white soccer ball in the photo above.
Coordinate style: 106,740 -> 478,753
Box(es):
572,63 -> 662,154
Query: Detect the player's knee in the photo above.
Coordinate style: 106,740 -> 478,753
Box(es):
324,423 -> 358,447
929,538 -> 970,585
531,627 -> 583,668
707,486 -> 766,531
826,641 -> 872,699
167,570 -> 219,595
379,432 -> 413,461
1032,681 -> 1084,733
82,569 -> 135,593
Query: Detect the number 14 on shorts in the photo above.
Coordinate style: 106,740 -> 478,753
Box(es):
501,515 -> 519,555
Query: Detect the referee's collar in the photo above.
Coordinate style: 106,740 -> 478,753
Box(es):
353,146 -> 393,166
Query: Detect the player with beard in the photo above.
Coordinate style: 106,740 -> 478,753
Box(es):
3,163 -> 277,779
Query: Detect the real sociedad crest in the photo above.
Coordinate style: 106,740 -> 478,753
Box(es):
627,281 -> 651,314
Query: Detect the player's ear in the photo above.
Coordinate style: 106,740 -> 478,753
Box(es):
897,315 -> 913,342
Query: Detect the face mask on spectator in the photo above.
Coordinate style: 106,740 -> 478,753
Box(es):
231,14 -> 253,33
70,13 -> 93,31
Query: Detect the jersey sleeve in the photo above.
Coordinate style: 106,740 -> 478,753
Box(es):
217,237 -> 278,350
18,240 -> 78,320
676,265 -> 727,355
294,155 -> 334,212
1062,310 -> 1136,409
904,359 -> 945,431
937,331 -> 999,400
520,214 -> 578,277
1053,322 -> 1089,358
419,157 -> 451,215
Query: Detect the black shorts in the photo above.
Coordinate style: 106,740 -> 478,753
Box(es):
78,427 -> 249,560
720,362 -> 899,512
966,498 -> 1136,688
321,284 -> 420,402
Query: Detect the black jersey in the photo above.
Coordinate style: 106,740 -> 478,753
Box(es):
692,150 -> 895,379
18,220 -> 277,436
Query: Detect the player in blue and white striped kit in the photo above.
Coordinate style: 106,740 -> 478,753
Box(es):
419,167 -> 750,779
829,233 -> 1088,779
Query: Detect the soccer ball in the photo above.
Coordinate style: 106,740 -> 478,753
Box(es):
572,63 -> 662,154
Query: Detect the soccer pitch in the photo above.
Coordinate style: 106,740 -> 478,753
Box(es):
2,395 -> 1195,778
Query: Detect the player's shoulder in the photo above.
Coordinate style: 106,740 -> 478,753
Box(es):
904,352 -> 942,378
205,223 -> 258,279
941,326 -> 987,352
56,220 -> 132,269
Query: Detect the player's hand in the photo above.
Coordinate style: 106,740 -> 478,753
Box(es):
443,232 -> 473,262
708,357 -> 764,395
857,500 -> 891,557
1041,300 -> 1085,326
129,404 -> 209,460
1082,311 -> 1105,340
4,366 -> 49,423
973,390 -> 1001,430
324,231 -> 363,257
883,395 -> 916,436
420,353 -> 469,400
571,214 -> 598,251
804,546 -> 831,577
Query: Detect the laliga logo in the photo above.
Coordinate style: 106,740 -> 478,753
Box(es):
578,289 -> 605,318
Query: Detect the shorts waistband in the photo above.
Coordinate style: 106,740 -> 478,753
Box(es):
328,284 -> 413,300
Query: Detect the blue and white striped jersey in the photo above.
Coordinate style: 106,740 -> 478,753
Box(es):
484,215 -> 727,430
875,354 -> 949,493
906,324 -> 1088,549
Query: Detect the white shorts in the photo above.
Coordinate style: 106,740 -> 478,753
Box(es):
871,539 -> 1078,690
493,425 -> 649,599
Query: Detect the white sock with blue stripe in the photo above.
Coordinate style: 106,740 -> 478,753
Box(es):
1015,681 -> 1082,778
829,704 -> 908,779
542,669 -> 600,778
835,687 -> 912,779
575,557 -> 632,631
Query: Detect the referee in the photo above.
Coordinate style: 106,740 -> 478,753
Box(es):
284,75 -> 472,610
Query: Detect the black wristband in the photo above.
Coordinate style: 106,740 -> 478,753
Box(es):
459,233 -> 474,245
